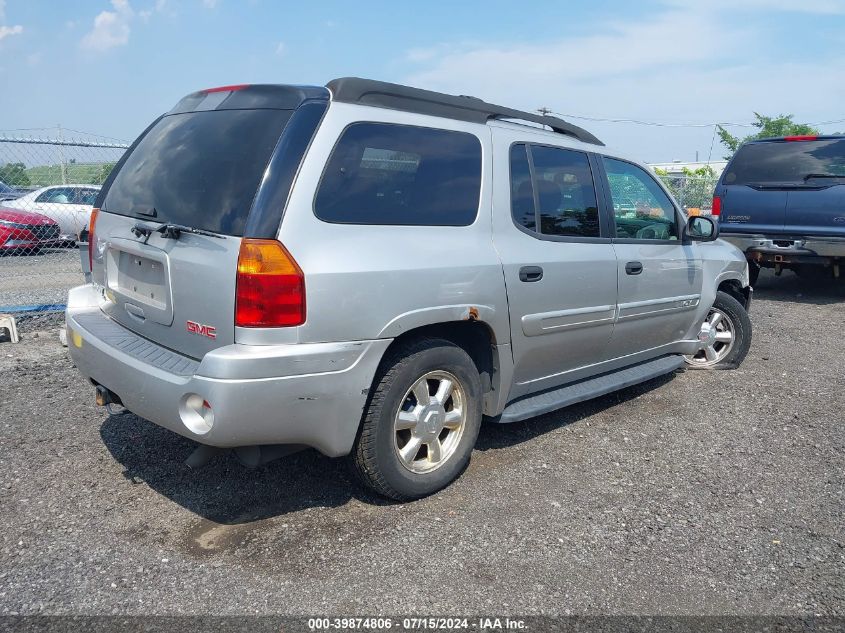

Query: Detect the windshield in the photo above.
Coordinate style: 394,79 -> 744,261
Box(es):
102,108 -> 292,235
724,138 -> 845,186
0,181 -> 12,194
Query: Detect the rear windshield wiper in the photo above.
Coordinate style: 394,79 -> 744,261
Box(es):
803,173 -> 845,181
156,223 -> 225,239
131,222 -> 224,243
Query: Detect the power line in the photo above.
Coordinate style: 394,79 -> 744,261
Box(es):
541,111 -> 845,129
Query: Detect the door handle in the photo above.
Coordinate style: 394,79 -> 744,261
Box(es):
625,261 -> 643,275
519,266 -> 544,282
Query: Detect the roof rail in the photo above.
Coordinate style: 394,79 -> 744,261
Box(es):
326,77 -> 604,146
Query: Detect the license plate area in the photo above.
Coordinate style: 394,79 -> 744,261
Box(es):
104,239 -> 174,326
115,251 -> 166,307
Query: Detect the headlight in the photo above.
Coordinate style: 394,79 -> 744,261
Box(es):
0,219 -> 24,229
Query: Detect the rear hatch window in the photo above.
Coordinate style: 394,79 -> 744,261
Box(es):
102,108 -> 292,235
724,138 -> 845,186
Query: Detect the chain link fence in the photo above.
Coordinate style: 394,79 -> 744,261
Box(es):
655,172 -> 720,215
0,135 -> 128,331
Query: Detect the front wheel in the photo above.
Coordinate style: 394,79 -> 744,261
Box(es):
684,291 -> 752,370
351,338 -> 483,501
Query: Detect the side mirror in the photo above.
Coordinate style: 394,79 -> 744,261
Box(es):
685,215 -> 718,242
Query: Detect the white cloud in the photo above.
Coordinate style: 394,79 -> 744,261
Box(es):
0,0 -> 24,41
275,41 -> 285,56
202,0 -> 218,8
80,0 -> 134,51
0,24 -> 22,40
401,3 -> 845,160
671,0 -> 845,13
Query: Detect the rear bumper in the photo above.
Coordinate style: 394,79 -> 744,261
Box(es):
721,233 -> 845,262
65,284 -> 391,456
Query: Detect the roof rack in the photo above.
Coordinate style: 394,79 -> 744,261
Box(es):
326,77 -> 604,147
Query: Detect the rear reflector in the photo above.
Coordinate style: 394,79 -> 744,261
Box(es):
202,84 -> 249,94
88,208 -> 100,269
711,195 -> 722,217
235,239 -> 305,328
784,135 -> 818,142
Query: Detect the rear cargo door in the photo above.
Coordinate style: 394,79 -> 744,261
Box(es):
720,186 -> 788,233
785,184 -> 845,237
92,102 -> 294,359
720,137 -> 845,237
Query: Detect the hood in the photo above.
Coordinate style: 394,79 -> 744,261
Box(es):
0,206 -> 58,225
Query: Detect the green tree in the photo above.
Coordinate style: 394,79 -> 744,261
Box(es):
94,162 -> 117,185
0,162 -> 31,187
717,113 -> 821,159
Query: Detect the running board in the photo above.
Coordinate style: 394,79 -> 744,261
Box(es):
495,355 -> 684,424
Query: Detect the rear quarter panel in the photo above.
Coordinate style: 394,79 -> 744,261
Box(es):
276,102 -> 511,347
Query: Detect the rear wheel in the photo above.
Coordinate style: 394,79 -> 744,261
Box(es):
351,338 -> 482,501
684,291 -> 752,370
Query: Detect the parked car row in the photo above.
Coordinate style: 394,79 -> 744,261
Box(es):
0,184 -> 100,252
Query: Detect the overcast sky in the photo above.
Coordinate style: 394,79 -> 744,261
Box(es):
1,0 -> 844,162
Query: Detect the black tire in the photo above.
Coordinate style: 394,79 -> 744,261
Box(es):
351,338 -> 483,501
686,290 -> 752,370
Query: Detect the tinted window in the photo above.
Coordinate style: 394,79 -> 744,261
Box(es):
603,157 -> 677,240
509,144 -> 600,238
37,188 -> 73,204
725,138 -> 845,185
531,146 -> 599,237
103,109 -> 293,235
510,144 -> 535,230
76,188 -> 99,205
315,123 -> 481,226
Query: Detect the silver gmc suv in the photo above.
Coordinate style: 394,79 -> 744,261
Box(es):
66,78 -> 752,500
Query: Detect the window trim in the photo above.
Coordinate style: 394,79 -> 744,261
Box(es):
596,154 -> 685,244
312,120 -> 484,227
507,141 -> 611,244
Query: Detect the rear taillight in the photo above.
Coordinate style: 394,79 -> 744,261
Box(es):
202,84 -> 249,93
88,208 -> 100,269
711,195 -> 722,217
235,239 -> 305,328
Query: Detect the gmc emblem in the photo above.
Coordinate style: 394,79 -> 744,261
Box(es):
186,320 -> 217,339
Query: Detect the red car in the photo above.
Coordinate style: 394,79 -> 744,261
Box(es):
0,207 -> 61,252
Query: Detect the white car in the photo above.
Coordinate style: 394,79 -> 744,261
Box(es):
2,184 -> 100,242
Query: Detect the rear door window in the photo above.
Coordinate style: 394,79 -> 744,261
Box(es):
314,122 -> 482,226
724,138 -> 845,185
509,143 -> 601,238
102,109 -> 293,236
74,188 -> 99,205
510,144 -> 535,231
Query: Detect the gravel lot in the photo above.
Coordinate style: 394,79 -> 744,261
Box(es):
0,269 -> 843,616
0,249 -> 81,309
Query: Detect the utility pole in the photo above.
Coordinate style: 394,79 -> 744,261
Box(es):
57,124 -> 67,185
